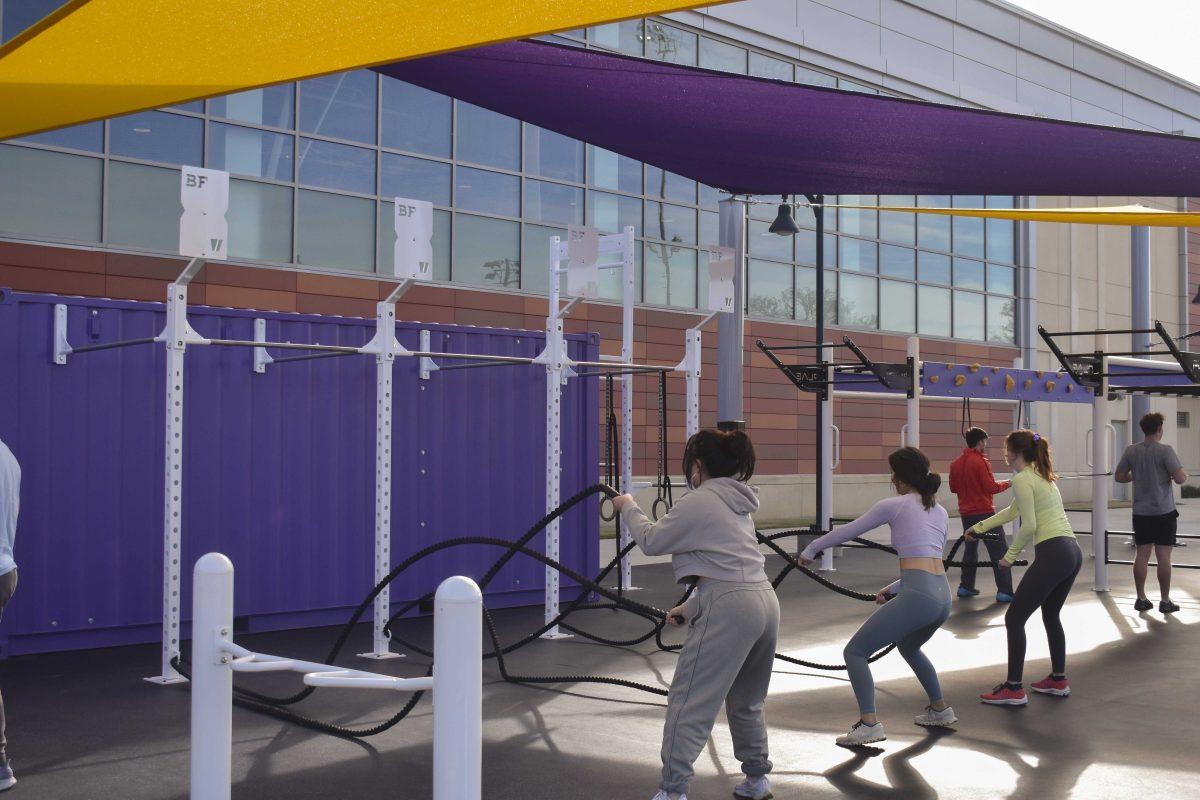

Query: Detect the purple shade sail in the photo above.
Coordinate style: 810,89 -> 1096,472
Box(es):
376,41 -> 1200,197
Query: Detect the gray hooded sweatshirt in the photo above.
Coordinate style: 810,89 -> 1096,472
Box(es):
620,477 -> 767,597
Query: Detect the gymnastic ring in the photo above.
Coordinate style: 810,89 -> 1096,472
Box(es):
600,496 -> 618,522
651,496 -> 670,521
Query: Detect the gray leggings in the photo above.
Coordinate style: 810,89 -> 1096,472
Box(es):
844,569 -> 951,715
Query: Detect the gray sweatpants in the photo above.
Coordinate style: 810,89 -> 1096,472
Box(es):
660,579 -> 779,795
844,569 -> 951,715
0,568 -> 16,762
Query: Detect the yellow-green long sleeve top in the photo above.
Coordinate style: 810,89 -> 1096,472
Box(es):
970,466 -> 1075,562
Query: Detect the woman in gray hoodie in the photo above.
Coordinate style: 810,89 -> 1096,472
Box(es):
613,429 -> 778,800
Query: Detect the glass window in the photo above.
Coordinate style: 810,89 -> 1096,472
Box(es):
796,65 -> 837,88
107,161 -> 179,251
880,245 -> 915,279
298,70 -> 377,144
455,166 -> 519,217
643,22 -> 696,64
797,229 -> 838,267
988,295 -> 1016,344
227,180 -> 292,263
748,259 -> 793,319
700,38 -> 747,73
0,146 -> 101,243
953,214 -> 985,258
879,195 -> 915,245
524,125 -> 583,182
209,123 -> 294,181
918,251 -> 951,285
381,153 -> 451,206
381,79 -> 451,157
749,52 -> 792,81
456,102 -> 519,169
838,195 -> 877,238
521,225 -> 566,294
987,219 -> 1015,263
2,0 -> 68,43
795,268 -> 838,323
110,111 -> 202,166
748,219 -> 793,262
918,286 -> 951,337
15,122 -> 103,152
296,190 -> 375,271
839,237 -> 877,273
297,138 -> 375,194
839,79 -> 878,94
524,180 -> 583,225
699,184 -> 722,211
986,195 -> 1015,209
596,243 -> 642,302
210,85 -> 295,128
839,273 -> 878,328
378,204 -> 450,280
954,257 -> 985,290
700,211 -> 719,248
954,291 -> 985,340
988,264 -> 1015,295
588,191 -> 641,235
645,166 -> 696,204
587,20 -> 642,54
917,195 -> 951,251
170,101 -> 204,113
454,215 -> 520,288
588,146 -> 641,194
645,201 -> 696,245
880,280 -> 916,333
644,244 -> 697,308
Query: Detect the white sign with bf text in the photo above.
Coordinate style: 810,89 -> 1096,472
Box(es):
566,225 -> 600,298
179,166 -> 229,260
394,198 -> 434,280
706,246 -> 735,312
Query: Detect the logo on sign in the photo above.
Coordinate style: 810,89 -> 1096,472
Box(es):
179,166 -> 230,260
394,197 -> 434,280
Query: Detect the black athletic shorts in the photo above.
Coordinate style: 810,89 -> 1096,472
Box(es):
1132,510 -> 1178,546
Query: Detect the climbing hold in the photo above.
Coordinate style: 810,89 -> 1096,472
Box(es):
1036,371 -> 1044,378
969,363 -> 981,373
1046,380 -> 1056,391
1066,382 -> 1074,393
991,366 -> 999,374
1005,375 -> 1015,393
930,374 -> 940,384
1024,379 -> 1033,390
981,376 -> 990,386
954,375 -> 966,387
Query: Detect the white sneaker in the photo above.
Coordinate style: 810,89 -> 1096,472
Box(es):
914,705 -> 958,727
650,791 -> 686,800
734,774 -> 773,799
836,720 -> 887,747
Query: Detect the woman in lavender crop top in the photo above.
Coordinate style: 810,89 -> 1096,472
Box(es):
798,447 -> 956,747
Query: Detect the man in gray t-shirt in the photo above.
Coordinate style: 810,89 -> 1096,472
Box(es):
1115,412 -> 1188,614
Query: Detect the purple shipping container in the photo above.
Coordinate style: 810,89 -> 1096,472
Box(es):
0,289 -> 599,657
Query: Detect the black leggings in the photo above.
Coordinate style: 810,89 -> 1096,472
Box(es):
1006,537 -> 1083,683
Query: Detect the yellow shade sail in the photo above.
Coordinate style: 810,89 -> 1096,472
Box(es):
822,203 -> 1200,227
0,0 -> 723,140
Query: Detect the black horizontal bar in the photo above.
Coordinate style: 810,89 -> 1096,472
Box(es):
1107,560 -> 1200,568
1042,327 -> 1158,337
574,367 -> 665,378
69,337 -> 157,354
1063,350 -> 1174,358
758,342 -> 849,351
436,359 -> 534,372
270,351 -> 359,365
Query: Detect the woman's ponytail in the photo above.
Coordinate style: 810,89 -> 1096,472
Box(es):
888,446 -> 940,510
1006,429 -> 1057,482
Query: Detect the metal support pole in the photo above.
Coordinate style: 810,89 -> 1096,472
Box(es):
541,236 -> 569,639
618,226 -> 637,591
190,553 -> 234,800
1131,226 -> 1152,426
148,266 -> 207,685
360,301 -> 402,660
819,342 -> 834,571
433,576 -> 483,800
1093,345 -> 1110,591
717,198 -> 746,426
906,336 -> 921,448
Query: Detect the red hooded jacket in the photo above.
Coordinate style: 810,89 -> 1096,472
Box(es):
948,447 -> 1010,516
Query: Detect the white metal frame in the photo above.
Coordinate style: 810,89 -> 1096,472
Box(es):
189,553 -> 481,800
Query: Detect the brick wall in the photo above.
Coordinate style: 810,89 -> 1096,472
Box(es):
0,241 -> 1017,479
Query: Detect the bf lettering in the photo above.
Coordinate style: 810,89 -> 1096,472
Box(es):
185,173 -> 208,189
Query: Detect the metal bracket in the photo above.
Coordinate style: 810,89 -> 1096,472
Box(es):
155,283 -> 210,349
843,336 -> 912,391
252,319 -> 274,374
360,301 -> 410,360
419,329 -> 440,380
53,303 -> 71,364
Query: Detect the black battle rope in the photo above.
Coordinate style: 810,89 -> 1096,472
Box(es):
600,375 -> 620,523
652,371 -> 674,521
961,396 -> 974,438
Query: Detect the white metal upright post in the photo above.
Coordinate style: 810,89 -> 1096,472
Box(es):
433,576 -> 483,800
677,312 -> 717,440
819,344 -> 835,571
906,336 -> 921,447
1092,347 -> 1110,591
617,226 -> 637,591
190,553 -> 234,800
148,258 -> 207,685
541,236 -> 570,638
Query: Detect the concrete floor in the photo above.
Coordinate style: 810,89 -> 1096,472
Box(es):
6,523 -> 1199,799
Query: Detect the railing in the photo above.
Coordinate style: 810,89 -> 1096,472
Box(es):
189,553 -> 482,800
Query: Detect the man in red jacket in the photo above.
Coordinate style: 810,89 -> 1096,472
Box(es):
949,427 -> 1014,602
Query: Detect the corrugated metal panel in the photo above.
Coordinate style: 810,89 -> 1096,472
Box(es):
0,289 -> 598,656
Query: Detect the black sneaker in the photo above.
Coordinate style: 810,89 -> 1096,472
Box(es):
1134,598 -> 1153,612
1160,600 -> 1180,614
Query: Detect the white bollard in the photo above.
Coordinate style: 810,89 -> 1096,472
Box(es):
191,553 -> 235,800
433,576 -> 483,800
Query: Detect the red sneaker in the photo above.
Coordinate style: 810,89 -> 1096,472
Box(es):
1030,675 -> 1071,697
980,683 -> 1028,706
